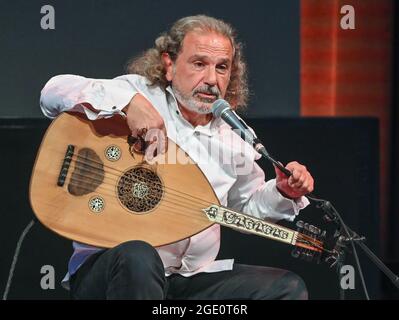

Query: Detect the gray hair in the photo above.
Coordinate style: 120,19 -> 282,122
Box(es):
126,15 -> 248,109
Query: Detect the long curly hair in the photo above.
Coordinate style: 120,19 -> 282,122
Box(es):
126,15 -> 248,109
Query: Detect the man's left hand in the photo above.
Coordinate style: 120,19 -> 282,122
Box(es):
275,161 -> 314,200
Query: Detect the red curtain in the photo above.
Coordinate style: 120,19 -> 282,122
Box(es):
301,0 -> 394,249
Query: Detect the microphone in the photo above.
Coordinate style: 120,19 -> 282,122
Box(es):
211,99 -> 256,144
211,99 -> 292,177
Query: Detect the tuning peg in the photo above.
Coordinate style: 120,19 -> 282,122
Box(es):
296,220 -> 304,229
310,225 -> 321,236
291,247 -> 301,258
309,225 -> 316,235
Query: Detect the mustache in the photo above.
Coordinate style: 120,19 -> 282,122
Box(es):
193,85 -> 220,97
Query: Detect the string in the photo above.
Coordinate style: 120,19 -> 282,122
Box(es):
67,168 -> 214,214
72,151 -> 212,206
69,152 -> 213,208
65,175 -> 328,254
68,174 -> 329,253
61,154 -> 231,230
298,233 -> 323,246
56,150 -> 329,253
59,156 -> 214,222
296,231 -> 332,254
297,236 -> 329,253
66,175 -> 212,220
67,182 -> 213,233
70,163 -> 211,211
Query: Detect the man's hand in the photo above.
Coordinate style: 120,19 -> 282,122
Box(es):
123,94 -> 167,161
274,161 -> 314,200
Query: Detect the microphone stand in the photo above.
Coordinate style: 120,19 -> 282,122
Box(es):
211,101 -> 399,298
311,198 -> 399,293
255,141 -> 399,299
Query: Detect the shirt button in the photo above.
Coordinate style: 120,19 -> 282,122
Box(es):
176,110 -> 179,115
112,106 -> 117,110
194,131 -> 200,136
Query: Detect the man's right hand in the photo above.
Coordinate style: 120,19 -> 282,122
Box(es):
123,94 -> 167,161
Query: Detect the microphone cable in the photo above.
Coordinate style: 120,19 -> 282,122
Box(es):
2,218 -> 37,300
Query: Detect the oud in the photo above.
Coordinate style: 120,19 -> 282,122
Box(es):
30,112 -> 327,262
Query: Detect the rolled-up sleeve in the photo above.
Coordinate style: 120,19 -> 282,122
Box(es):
40,74 -> 138,119
227,162 -> 309,222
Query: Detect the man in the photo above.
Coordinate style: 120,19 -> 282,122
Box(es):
40,15 -> 314,300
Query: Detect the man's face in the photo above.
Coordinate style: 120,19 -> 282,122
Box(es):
164,31 -> 233,114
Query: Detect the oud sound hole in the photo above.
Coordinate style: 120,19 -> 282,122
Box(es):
117,167 -> 163,213
68,148 -> 104,196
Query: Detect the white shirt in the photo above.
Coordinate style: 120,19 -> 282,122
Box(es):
40,74 -> 309,289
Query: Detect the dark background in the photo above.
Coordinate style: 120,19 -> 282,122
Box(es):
0,0 -> 300,118
0,0 -> 396,300
0,117 -> 381,299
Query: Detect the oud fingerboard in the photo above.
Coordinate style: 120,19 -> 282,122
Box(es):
202,205 -> 298,245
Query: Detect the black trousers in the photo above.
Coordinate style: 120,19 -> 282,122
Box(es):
70,240 -> 308,300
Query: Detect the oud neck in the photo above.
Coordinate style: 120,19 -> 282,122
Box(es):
202,205 -> 299,246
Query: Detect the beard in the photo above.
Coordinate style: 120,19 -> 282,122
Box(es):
171,83 -> 221,115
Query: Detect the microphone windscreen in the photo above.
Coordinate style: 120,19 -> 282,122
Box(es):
211,99 -> 230,118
